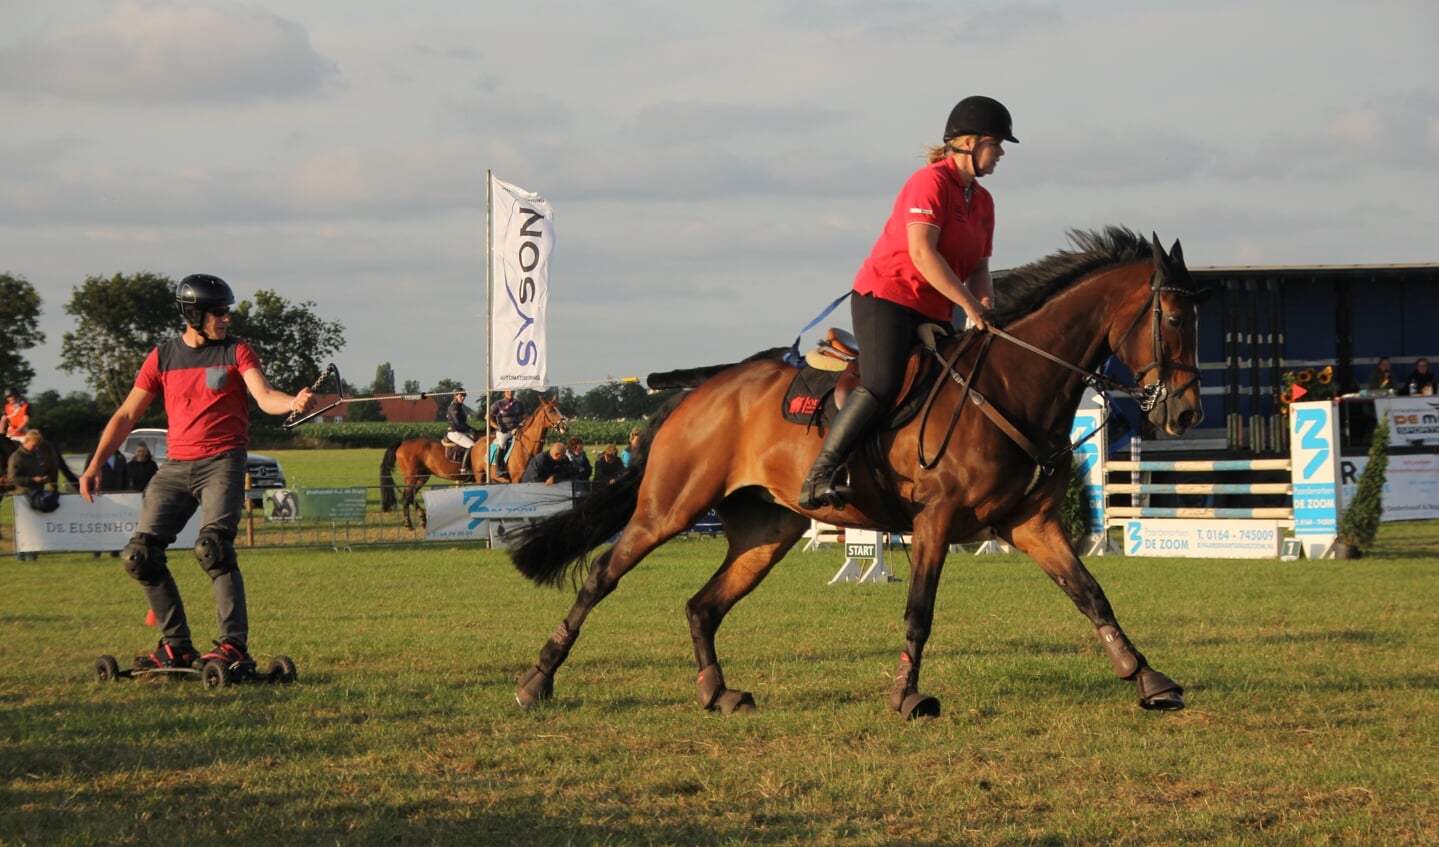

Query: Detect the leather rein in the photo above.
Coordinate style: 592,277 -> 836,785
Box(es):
915,272 -> 1206,490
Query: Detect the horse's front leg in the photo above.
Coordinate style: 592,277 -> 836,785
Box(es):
888,532 -> 948,720
1001,513 -> 1184,711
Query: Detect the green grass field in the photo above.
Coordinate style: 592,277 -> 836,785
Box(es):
3,450 -> 1438,845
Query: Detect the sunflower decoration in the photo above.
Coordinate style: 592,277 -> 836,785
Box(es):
1279,365 -> 1339,415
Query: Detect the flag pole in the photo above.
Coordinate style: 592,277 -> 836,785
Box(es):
485,169 -> 494,444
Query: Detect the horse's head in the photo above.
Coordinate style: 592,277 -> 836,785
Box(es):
1110,233 -> 1209,436
536,396 -> 569,434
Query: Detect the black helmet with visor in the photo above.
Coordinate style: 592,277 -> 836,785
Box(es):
176,274 -> 235,333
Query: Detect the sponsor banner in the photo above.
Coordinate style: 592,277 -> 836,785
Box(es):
1342,452 -> 1439,522
422,482 -> 578,542
1070,393 -> 1107,535
260,487 -> 367,523
489,174 -> 554,390
1289,401 -> 1342,536
1374,397 -> 1439,447
1124,518 -> 1282,558
12,493 -> 201,553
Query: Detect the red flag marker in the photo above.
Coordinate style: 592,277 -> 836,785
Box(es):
1291,384 -> 1308,401
145,608 -> 157,626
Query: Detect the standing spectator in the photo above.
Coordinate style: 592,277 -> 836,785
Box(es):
4,388 -> 29,442
620,428 -> 642,468
89,449 -> 131,492
1406,358 -> 1436,396
126,441 -> 160,492
1366,356 -> 1398,393
487,390 -> 525,480
78,274 -> 314,672
565,436 -> 592,482
86,449 -> 129,558
521,441 -> 571,484
593,444 -> 624,485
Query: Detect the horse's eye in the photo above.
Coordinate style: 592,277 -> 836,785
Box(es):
1165,314 -> 1182,329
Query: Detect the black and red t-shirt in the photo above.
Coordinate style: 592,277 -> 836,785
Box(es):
135,337 -> 262,460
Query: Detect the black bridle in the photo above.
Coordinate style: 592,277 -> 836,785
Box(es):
988,271 -> 1206,414
918,270 -> 1208,483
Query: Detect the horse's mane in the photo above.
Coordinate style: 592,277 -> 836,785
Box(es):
992,226 -> 1151,326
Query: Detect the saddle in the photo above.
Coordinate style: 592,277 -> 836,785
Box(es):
441,435 -> 473,469
783,323 -> 951,428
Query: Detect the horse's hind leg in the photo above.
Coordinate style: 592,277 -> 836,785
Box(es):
515,502 -> 701,708
688,497 -> 810,714
1001,510 -> 1185,711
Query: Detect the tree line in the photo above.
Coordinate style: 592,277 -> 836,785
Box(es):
0,271 -> 675,448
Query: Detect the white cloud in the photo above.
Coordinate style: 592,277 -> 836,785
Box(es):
0,0 -> 339,102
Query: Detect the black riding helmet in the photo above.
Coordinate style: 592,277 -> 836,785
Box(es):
943,95 -> 1019,144
176,274 -> 235,334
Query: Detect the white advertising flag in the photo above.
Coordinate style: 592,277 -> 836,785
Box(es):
489,175 -> 555,389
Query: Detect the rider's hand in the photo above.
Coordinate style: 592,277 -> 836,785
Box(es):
964,302 -> 991,332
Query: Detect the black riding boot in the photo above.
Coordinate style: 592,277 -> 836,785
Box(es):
800,387 -> 883,509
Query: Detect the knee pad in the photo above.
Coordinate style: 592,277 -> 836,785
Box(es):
122,534 -> 167,583
194,530 -> 238,575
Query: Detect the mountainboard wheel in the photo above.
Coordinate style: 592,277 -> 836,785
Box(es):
267,655 -> 298,684
201,659 -> 232,689
95,655 -> 121,683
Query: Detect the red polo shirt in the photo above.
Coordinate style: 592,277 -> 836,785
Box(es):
135,336 -> 261,460
853,156 -> 994,322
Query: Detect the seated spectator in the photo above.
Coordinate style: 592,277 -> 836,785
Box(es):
1366,356 -> 1398,393
1406,358 -> 1436,396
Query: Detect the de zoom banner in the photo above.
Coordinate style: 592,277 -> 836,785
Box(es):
489,175 -> 555,390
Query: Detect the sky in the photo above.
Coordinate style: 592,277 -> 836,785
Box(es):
2,0 -> 1436,398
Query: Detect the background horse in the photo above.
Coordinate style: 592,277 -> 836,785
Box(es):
508,227 -> 1207,718
379,395 -> 568,530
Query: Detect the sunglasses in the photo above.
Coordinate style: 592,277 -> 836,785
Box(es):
207,306 -> 232,317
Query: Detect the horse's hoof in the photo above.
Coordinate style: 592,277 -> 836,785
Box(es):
515,665 -> 553,707
713,689 -> 756,714
899,692 -> 941,720
1135,667 -> 1185,711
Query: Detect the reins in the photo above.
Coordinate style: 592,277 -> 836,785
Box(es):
914,271 -> 1206,492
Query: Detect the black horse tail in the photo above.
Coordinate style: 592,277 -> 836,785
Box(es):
379,443 -> 399,512
509,395 -> 685,589
645,346 -> 789,390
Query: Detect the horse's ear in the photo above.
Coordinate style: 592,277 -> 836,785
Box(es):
1151,232 -> 1166,267
1169,238 -> 1184,267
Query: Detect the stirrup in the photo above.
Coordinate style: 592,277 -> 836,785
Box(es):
801,468 -> 851,509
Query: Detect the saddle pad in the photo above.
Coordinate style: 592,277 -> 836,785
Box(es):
782,367 -> 840,426
780,357 -> 939,431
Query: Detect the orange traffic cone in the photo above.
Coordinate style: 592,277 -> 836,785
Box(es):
145,608 -> 157,627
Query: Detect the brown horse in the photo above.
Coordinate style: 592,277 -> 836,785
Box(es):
379,395 -> 568,530
508,228 -> 1207,718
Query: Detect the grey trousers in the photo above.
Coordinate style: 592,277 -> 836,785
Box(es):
129,449 -> 249,649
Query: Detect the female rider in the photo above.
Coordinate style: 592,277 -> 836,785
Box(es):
800,95 -> 1017,509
